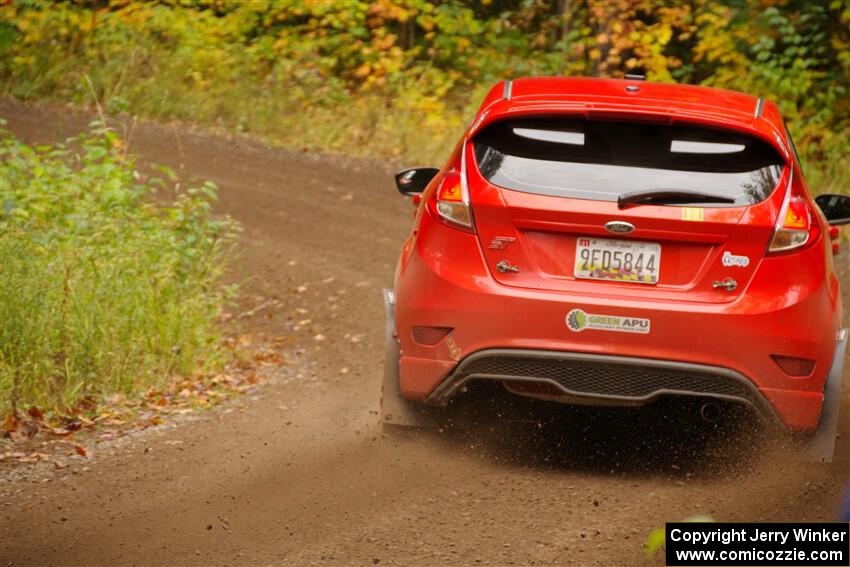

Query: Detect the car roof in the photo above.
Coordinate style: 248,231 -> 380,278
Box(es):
471,77 -> 788,155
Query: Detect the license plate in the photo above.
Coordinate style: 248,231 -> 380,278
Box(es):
574,237 -> 661,284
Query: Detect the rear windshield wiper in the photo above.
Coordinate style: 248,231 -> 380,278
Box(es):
617,189 -> 736,209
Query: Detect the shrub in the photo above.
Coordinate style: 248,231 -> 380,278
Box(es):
0,121 -> 239,413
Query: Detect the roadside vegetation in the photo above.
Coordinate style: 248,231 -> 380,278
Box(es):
0,120 -> 239,417
1,0 -> 848,194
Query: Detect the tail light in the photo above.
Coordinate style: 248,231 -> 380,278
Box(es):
768,167 -> 821,254
427,143 -> 474,232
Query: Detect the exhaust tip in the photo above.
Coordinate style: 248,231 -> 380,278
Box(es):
700,402 -> 721,423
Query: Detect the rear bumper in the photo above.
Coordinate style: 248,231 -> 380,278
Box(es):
394,223 -> 842,433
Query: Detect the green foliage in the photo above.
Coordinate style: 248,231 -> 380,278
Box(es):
0,0 -> 847,192
694,1 -> 850,192
644,515 -> 715,557
0,121 -> 239,414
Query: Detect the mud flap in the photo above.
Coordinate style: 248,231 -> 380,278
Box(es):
805,328 -> 847,463
381,289 -> 437,428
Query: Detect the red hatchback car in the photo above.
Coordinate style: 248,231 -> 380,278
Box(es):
383,77 -> 850,451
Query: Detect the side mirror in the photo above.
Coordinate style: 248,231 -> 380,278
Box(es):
394,167 -> 440,196
815,193 -> 850,226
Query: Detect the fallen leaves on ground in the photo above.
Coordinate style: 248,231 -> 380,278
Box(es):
1,331 -> 290,467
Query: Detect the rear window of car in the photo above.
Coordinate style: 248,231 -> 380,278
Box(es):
472,117 -> 786,205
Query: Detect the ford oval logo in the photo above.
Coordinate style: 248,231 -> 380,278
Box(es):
604,221 -> 635,234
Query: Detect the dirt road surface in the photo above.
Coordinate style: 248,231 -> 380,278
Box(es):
1,100 -> 848,567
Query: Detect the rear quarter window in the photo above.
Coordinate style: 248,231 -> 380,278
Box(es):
472,117 -> 785,206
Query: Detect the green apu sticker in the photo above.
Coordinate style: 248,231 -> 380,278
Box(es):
566,308 -> 650,334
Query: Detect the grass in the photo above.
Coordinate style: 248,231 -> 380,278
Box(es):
7,55 -> 474,169
0,120 -> 239,415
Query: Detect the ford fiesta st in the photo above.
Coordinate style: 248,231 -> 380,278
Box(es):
382,76 -> 849,454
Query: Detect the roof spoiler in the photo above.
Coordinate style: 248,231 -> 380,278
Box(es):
502,79 -> 512,100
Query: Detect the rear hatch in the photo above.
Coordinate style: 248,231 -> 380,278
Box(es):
468,116 -> 787,303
